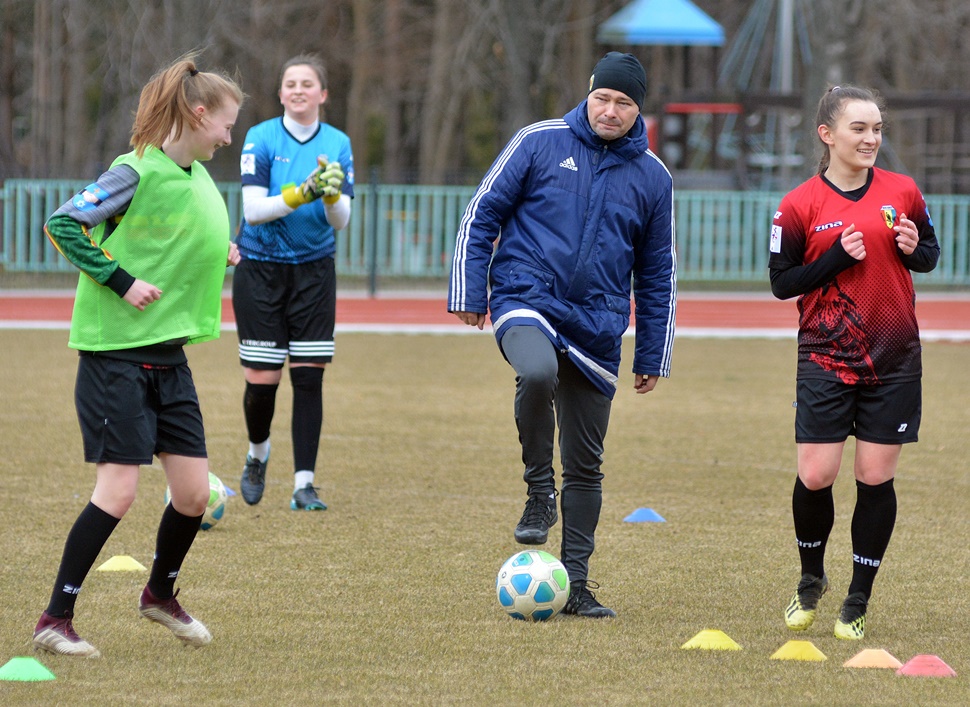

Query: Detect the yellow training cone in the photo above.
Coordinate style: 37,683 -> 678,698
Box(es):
843,648 -> 903,669
681,629 -> 742,650
770,640 -> 827,661
96,555 -> 147,572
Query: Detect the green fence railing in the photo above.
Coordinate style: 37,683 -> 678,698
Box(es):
3,179 -> 969,287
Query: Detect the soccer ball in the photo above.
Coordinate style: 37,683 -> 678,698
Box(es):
164,471 -> 228,530
496,550 -> 570,621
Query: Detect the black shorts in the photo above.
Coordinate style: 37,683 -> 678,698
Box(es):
75,355 -> 207,465
794,378 -> 921,444
232,257 -> 336,369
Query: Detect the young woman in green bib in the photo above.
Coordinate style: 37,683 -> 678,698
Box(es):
33,54 -> 244,658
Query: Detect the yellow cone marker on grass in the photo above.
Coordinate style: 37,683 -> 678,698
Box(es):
681,629 -> 742,650
770,640 -> 827,661
96,555 -> 147,572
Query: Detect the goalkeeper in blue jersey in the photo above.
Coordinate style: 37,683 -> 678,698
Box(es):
233,54 -> 355,511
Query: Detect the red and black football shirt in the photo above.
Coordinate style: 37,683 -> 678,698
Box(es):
769,168 -> 939,385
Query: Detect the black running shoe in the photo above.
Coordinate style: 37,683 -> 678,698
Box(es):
562,580 -> 616,618
240,454 -> 268,506
513,492 -> 558,544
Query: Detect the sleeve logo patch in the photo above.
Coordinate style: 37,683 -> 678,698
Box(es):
770,224 -> 782,253
240,153 -> 256,176
72,183 -> 109,212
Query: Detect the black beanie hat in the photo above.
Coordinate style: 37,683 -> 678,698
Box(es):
588,52 -> 647,109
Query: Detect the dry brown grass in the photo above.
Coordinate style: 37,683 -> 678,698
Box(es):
1,330 -> 968,705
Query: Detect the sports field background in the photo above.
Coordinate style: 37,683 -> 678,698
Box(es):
1,297 -> 968,704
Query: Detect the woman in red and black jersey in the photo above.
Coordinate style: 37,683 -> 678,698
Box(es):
769,86 -> 939,641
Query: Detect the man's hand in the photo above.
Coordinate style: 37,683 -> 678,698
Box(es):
634,374 -> 659,394
227,241 -> 240,266
316,159 -> 344,205
454,311 -> 486,330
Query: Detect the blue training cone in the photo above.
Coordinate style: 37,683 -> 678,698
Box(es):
624,507 -> 665,523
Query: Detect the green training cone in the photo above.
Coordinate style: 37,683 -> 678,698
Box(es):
0,656 -> 56,681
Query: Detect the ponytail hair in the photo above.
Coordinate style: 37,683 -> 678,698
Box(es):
815,84 -> 886,174
130,52 -> 245,157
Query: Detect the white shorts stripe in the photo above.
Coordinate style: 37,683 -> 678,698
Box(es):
289,341 -> 335,357
239,344 -> 288,365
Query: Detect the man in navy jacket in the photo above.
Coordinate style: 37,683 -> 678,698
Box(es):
448,52 -> 676,618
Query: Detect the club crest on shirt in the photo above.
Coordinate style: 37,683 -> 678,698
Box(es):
881,205 -> 897,229
72,183 -> 109,212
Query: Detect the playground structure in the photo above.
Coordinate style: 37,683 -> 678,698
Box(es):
601,0 -> 970,193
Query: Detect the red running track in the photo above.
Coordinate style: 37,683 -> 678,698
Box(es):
1,291 -> 968,339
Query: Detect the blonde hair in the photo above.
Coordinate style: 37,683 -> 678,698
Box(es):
130,53 -> 245,157
815,84 -> 886,175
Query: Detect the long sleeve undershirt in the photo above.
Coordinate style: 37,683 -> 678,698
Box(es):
242,113 -> 351,230
770,232 -> 940,300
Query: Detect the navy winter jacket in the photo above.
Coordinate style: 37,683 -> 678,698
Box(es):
448,100 -> 676,398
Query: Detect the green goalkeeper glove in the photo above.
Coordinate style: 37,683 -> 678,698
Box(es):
282,162 -> 327,208
316,160 -> 344,205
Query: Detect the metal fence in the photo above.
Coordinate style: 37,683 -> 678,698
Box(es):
3,179 -> 969,287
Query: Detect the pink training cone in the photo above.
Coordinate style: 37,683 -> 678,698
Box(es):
896,654 -> 957,677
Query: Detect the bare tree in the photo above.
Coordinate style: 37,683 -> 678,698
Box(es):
2,0 -> 970,187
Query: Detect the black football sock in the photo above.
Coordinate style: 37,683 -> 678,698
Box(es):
290,367 -> 324,473
148,504 -> 203,600
46,502 -> 120,617
848,478 -> 897,599
792,476 -> 834,578
244,381 -> 278,446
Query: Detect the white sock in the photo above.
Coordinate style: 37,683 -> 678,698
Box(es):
294,470 -> 314,491
249,440 -> 270,462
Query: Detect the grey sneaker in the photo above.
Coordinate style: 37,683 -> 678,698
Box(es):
139,586 -> 211,647
240,454 -> 268,505
562,580 -> 616,618
513,493 -> 558,544
291,483 -> 327,511
33,611 -> 100,658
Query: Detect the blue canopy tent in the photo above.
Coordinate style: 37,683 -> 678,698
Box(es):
597,0 -> 725,47
597,0 -> 731,186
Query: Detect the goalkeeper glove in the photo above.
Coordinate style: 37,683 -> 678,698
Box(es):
316,160 -> 344,205
282,164 -> 326,208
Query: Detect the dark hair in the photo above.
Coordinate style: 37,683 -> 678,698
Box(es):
130,52 -> 245,157
279,53 -> 327,91
815,84 -> 886,174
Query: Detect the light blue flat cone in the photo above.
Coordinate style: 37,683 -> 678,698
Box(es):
624,507 -> 665,522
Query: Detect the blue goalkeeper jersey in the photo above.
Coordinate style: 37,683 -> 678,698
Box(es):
237,117 -> 354,263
